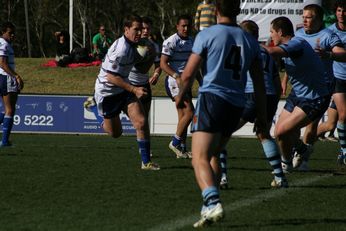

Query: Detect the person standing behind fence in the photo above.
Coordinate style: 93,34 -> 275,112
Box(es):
0,22 -> 24,146
92,25 -> 112,60
194,0 -> 217,32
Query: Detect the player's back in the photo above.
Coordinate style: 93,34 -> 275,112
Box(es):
195,24 -> 261,107
245,46 -> 278,95
329,23 -> 346,80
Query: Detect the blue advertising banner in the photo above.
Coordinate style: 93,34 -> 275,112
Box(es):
0,95 -> 136,134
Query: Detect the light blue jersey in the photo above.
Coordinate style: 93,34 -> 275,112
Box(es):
193,24 -> 262,107
245,46 -> 278,95
279,37 -> 329,99
296,27 -> 343,84
329,23 -> 346,80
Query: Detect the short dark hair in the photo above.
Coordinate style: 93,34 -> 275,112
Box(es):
240,20 -> 259,39
271,17 -> 294,37
335,0 -> 346,10
1,21 -> 15,34
142,17 -> 153,26
215,0 -> 240,18
304,4 -> 324,22
176,15 -> 192,25
123,14 -> 142,28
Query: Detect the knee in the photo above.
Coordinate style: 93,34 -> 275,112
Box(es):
132,116 -> 146,131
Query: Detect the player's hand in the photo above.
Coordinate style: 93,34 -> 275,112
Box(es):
15,75 -> 24,90
314,47 -> 329,59
149,73 -> 159,85
132,86 -> 148,99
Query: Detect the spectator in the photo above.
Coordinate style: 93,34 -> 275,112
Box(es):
92,25 -> 112,60
54,30 -> 71,67
194,0 -> 217,32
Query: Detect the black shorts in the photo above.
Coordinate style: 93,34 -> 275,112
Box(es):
242,93 -> 279,123
284,92 -> 330,121
101,91 -> 136,119
191,92 -> 243,137
132,82 -> 152,105
334,78 -> 346,94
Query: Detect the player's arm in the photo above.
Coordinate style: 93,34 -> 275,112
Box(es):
149,62 -> 161,85
0,56 -> 23,90
249,56 -> 267,134
176,53 -> 202,108
262,45 -> 288,59
281,72 -> 288,96
314,45 -> 346,62
330,46 -> 346,62
160,54 -> 181,82
106,73 -> 147,99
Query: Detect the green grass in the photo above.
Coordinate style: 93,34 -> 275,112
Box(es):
16,58 -> 200,96
0,134 -> 345,230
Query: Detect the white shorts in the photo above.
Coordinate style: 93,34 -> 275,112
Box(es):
165,76 -> 179,99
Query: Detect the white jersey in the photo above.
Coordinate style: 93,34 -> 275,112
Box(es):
95,36 -> 140,97
128,39 -> 160,85
161,33 -> 193,75
0,37 -> 15,77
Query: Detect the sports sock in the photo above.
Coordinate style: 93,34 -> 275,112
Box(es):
172,134 -> 181,147
90,104 -> 104,124
262,139 -> 284,181
337,122 -> 346,155
137,139 -> 151,164
0,112 -> 5,124
2,116 -> 13,145
202,186 -> 220,208
219,149 -> 228,179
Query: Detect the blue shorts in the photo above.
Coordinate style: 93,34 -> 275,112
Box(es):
284,92 -> 330,121
334,78 -> 346,94
132,82 -> 152,105
191,92 -> 243,137
242,93 -> 279,123
101,91 -> 136,119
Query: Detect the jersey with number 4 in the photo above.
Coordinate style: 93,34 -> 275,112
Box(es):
193,24 -> 262,107
329,23 -> 346,81
279,36 -> 329,99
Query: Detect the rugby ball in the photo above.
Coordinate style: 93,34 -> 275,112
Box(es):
136,45 -> 149,59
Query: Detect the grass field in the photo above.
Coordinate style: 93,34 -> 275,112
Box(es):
16,58 -> 201,97
0,134 -> 345,231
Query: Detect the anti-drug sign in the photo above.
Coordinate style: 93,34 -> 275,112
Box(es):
238,0 -> 322,41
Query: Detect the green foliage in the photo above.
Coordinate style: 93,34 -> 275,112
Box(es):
0,134 -> 344,230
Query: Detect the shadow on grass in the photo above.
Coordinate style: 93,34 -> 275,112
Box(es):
227,218 -> 346,229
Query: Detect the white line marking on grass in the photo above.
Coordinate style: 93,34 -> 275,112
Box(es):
148,174 -> 332,231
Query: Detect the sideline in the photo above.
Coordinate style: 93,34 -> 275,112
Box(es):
148,174 -> 332,231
